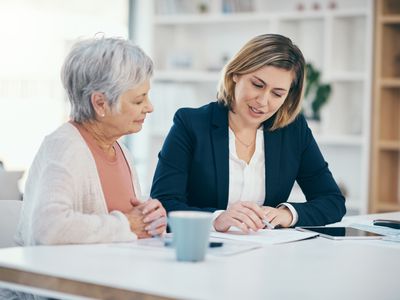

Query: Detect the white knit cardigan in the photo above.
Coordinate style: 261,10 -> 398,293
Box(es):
16,123 -> 141,246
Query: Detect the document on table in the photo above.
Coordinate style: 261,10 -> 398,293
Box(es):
109,235 -> 262,256
207,241 -> 261,256
210,228 -> 318,245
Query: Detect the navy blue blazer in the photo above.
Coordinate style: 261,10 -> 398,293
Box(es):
151,101 -> 346,226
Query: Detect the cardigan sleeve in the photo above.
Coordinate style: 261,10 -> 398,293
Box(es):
28,159 -> 137,245
19,131 -> 137,246
288,116 -> 346,226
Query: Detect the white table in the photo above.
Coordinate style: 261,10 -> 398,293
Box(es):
0,212 -> 399,300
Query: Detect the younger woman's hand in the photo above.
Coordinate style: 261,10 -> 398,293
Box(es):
214,201 -> 265,233
262,206 -> 293,228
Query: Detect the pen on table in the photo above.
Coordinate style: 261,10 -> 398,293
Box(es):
263,219 -> 275,229
163,239 -> 223,248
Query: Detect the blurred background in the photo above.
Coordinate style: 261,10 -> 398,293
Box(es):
0,0 -> 399,216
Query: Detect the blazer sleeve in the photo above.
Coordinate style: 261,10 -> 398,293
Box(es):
288,116 -> 346,226
151,109 -> 217,213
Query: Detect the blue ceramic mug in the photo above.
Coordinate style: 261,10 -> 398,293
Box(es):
168,211 -> 213,262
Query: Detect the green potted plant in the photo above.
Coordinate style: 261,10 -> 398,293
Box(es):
198,2 -> 209,14
303,63 -> 332,122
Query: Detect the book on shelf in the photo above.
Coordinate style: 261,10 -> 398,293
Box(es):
222,0 -> 254,14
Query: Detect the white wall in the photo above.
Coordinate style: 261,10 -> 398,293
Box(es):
0,0 -> 129,190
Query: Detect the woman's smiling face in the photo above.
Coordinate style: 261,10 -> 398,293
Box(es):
232,66 -> 293,127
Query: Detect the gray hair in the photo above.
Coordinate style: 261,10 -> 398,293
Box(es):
61,37 -> 153,122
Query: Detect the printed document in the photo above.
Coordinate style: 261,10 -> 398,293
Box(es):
210,228 -> 318,245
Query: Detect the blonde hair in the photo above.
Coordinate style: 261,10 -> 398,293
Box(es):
217,34 -> 305,130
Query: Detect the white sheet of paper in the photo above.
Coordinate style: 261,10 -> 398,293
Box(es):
210,228 -> 318,245
207,239 -> 261,256
109,236 -> 262,256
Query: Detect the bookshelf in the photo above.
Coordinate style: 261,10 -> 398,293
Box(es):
133,0 -> 374,215
370,0 -> 400,213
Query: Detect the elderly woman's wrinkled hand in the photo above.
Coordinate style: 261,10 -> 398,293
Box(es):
125,198 -> 167,238
141,199 -> 167,236
124,207 -> 151,239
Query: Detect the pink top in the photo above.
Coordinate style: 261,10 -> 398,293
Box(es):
71,121 -> 136,213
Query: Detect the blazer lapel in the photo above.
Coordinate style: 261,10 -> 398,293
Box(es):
211,103 -> 229,209
263,120 -> 282,205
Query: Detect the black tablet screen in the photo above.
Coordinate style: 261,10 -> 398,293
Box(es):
300,227 -> 383,237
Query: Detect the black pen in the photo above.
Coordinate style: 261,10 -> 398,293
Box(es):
164,240 -> 223,248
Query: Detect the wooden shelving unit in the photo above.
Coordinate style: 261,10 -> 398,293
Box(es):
370,0 -> 400,213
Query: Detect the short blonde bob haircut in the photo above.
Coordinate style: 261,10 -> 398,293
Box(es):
217,34 -> 305,130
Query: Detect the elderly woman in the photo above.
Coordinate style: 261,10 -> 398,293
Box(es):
16,37 -> 166,245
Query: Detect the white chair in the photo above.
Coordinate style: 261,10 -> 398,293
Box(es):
0,171 -> 23,200
0,200 -> 22,248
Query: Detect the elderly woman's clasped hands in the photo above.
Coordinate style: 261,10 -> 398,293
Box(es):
125,198 -> 167,238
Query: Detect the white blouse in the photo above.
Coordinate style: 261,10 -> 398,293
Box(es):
227,127 -> 266,206
212,127 -> 298,229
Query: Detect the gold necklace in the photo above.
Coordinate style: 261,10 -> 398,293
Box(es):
234,132 -> 255,148
229,118 -> 256,149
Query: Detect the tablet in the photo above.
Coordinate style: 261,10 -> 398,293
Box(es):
295,226 -> 384,240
